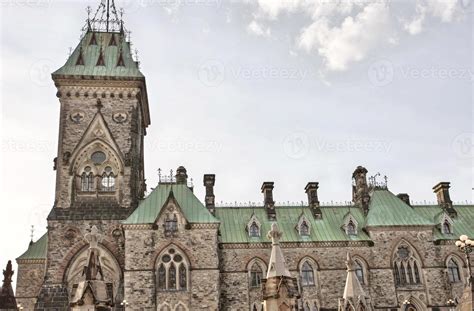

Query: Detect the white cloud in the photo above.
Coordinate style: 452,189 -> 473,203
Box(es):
243,0 -> 465,71
247,20 -> 271,37
298,3 -> 392,71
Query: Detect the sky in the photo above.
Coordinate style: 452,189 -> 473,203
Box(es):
0,0 -> 473,289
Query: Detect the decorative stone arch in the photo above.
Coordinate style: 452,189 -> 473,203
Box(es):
439,212 -> 454,235
157,302 -> 172,311
298,257 -> 319,288
445,253 -> 464,284
70,139 -> 124,176
351,255 -> 369,285
391,240 -> 424,286
64,243 -> 122,300
402,296 -> 426,311
247,257 -> 267,289
174,302 -> 188,311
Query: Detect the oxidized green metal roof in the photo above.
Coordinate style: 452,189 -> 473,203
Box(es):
366,190 -> 433,227
123,183 -> 219,224
215,206 -> 370,244
16,233 -> 48,261
413,205 -> 474,241
52,31 -> 144,79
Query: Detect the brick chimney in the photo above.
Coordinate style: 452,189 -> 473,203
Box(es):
261,182 -> 276,221
176,166 -> 188,184
397,193 -> 411,206
352,166 -> 370,215
203,174 -> 216,215
433,182 -> 457,217
305,182 -> 322,219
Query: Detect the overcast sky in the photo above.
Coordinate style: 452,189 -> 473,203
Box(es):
0,0 -> 473,288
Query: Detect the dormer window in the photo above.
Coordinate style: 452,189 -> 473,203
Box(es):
247,214 -> 261,238
440,213 -> 454,235
297,215 -> 311,237
342,213 -> 358,236
347,221 -> 356,235
249,222 -> 260,237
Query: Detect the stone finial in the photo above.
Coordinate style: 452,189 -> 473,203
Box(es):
176,166 -> 188,184
339,253 -> 373,311
267,223 -> 282,246
2,261 -> 14,287
83,226 -> 104,281
84,226 -> 102,250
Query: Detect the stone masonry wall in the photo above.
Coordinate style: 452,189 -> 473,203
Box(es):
15,261 -> 46,310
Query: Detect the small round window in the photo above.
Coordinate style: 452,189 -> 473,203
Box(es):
91,151 -> 106,164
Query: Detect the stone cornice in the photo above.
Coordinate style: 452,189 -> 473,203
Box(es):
122,223 -> 219,230
220,240 -> 372,249
16,259 -> 46,264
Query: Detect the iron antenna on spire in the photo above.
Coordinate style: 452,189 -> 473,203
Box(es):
30,225 -> 35,244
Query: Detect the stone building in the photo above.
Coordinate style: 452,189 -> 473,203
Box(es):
14,1 -> 474,310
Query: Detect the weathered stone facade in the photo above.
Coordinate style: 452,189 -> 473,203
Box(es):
12,2 -> 474,311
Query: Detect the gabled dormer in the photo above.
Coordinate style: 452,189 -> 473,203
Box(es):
438,212 -> 454,235
296,213 -> 311,237
342,212 -> 358,236
247,213 -> 261,238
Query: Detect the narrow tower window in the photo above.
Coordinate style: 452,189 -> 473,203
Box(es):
301,261 -> 315,286
447,259 -> 461,283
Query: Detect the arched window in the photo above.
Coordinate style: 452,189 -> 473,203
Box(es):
300,221 -> 310,236
250,263 -> 263,288
100,166 -> 115,191
354,260 -> 364,284
165,214 -> 178,236
303,303 -> 310,311
300,261 -> 315,286
393,244 -> 423,286
447,258 -> 461,283
249,222 -> 260,237
156,247 -> 189,291
81,167 -> 94,192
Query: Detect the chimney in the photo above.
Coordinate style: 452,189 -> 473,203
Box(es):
261,182 -> 276,221
305,182 -> 322,219
397,193 -> 411,206
203,174 -> 216,215
352,166 -> 370,215
176,166 -> 188,184
433,182 -> 456,217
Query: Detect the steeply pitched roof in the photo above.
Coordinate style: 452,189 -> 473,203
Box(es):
366,190 -> 433,227
123,183 -> 219,224
52,31 -> 144,80
17,233 -> 48,261
215,205 -> 370,244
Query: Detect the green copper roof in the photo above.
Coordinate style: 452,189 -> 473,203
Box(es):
413,205 -> 474,241
215,206 -> 370,244
52,31 -> 144,79
17,233 -> 48,261
123,183 -> 219,224
366,190 -> 433,227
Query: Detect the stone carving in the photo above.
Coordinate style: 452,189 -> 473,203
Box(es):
70,111 -> 85,123
113,112 -> 128,123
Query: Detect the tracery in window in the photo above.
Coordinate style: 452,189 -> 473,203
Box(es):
300,261 -> 315,286
156,247 -> 189,291
81,167 -> 94,192
393,243 -> 423,286
101,166 -> 115,191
